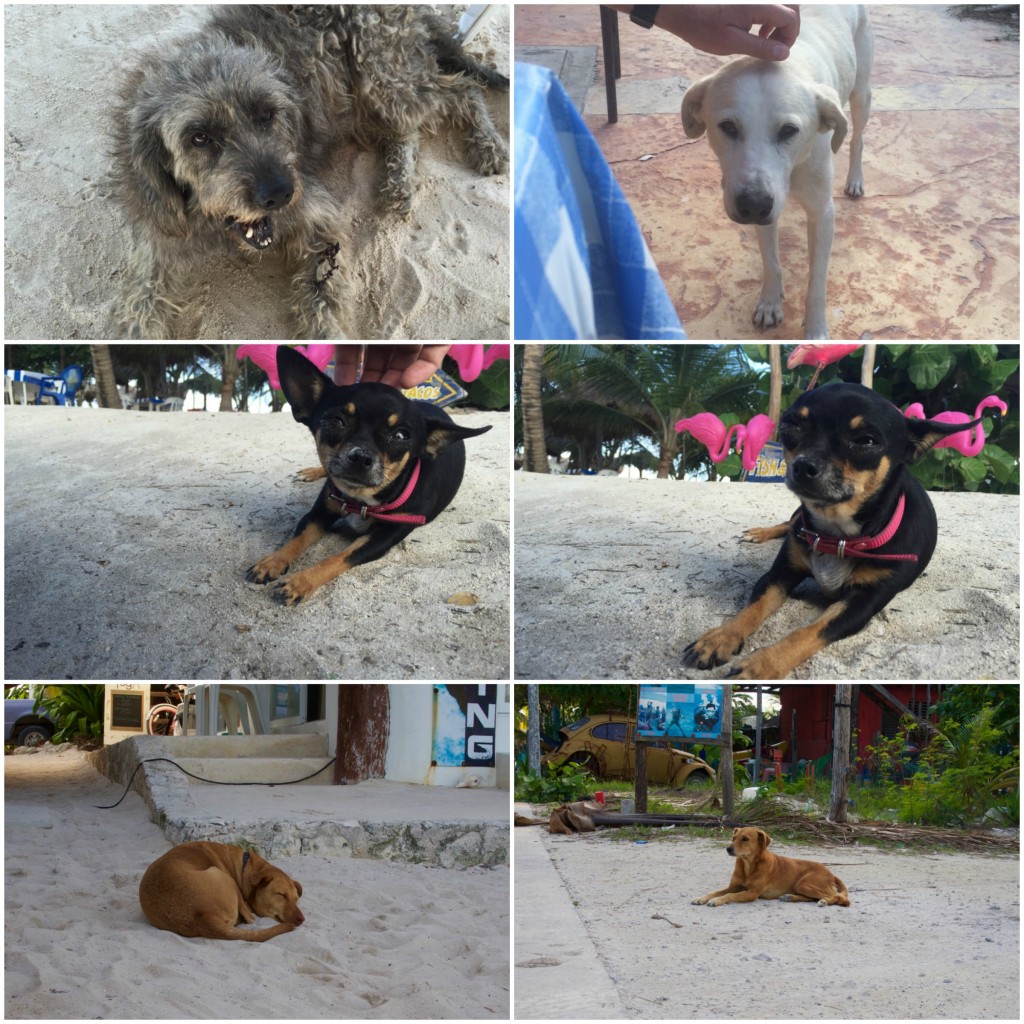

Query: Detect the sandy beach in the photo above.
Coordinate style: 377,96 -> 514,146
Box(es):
5,745 -> 510,1020
514,473 -> 1020,680
4,405 -> 509,680
3,4 -> 509,340
515,820 -> 1019,1020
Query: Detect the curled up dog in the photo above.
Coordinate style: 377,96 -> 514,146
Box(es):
139,841 -> 304,941
247,346 -> 492,606
110,4 -> 509,339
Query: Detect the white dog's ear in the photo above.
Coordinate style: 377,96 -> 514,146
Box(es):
815,87 -> 848,153
681,79 -> 710,139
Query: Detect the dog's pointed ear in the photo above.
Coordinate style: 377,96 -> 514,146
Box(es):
421,409 -> 492,459
905,415 -> 984,462
815,87 -> 848,153
294,880 -> 303,898
278,346 -> 332,427
114,86 -> 191,238
681,78 -> 711,139
759,829 -> 772,849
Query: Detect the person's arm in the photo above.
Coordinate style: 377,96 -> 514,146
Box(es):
607,4 -> 800,61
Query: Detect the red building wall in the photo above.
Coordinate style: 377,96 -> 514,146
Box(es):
778,685 -> 947,768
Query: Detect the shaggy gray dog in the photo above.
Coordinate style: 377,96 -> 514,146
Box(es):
110,5 -> 509,339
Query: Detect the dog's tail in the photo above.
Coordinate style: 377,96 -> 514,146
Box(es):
425,14 -> 509,89
440,49 -> 510,90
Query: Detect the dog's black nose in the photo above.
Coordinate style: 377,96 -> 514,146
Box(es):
253,175 -> 295,210
344,448 -> 377,471
732,190 -> 774,224
791,455 -> 819,482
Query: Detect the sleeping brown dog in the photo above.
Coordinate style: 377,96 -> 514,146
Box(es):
692,826 -> 850,907
139,841 -> 304,941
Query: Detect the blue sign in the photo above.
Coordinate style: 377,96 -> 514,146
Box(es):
637,685 -> 724,741
745,440 -> 787,483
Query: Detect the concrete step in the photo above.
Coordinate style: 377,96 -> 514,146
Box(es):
165,733 -> 329,758
176,756 -> 334,785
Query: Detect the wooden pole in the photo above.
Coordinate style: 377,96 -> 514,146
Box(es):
721,685 -> 734,816
829,685 -> 853,822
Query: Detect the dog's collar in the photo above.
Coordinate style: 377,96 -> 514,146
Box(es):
328,459 -> 427,525
797,493 -> 917,562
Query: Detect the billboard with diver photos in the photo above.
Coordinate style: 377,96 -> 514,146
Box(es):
637,685 -> 724,741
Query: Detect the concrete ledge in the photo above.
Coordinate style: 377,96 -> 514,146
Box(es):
87,736 -> 509,868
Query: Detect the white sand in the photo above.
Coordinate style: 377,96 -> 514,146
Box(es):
516,823 -> 1019,1020
3,4 -> 509,340
514,473 -> 1020,680
4,405 -> 509,680
4,746 -> 510,1020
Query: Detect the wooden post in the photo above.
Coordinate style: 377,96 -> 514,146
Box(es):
527,685 -> 541,774
634,740 -> 648,813
721,684 -> 734,816
829,685 -> 852,822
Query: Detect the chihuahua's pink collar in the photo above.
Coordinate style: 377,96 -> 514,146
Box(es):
798,493 -> 917,562
328,459 -> 427,526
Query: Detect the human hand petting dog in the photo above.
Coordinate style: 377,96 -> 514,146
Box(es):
611,4 -> 801,61
333,345 -> 452,388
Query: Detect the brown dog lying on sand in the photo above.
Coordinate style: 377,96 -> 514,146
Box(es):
139,841 -> 305,941
692,827 -> 850,907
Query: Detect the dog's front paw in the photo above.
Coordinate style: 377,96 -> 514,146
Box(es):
295,465 -> 326,483
683,627 -> 744,670
724,647 -> 791,681
270,571 -> 323,606
247,555 -> 289,585
705,897 -> 725,907
691,896 -> 710,906
753,295 -> 784,330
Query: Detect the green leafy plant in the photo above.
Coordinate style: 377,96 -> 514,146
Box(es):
516,762 -> 596,804
33,685 -> 104,745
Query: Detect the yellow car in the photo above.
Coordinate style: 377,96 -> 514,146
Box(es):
541,714 -> 715,787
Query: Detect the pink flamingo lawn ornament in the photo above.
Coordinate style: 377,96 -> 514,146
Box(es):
237,344 -> 332,390
787,343 -> 862,389
675,412 -> 775,472
903,396 -> 1008,456
238,344 -> 508,390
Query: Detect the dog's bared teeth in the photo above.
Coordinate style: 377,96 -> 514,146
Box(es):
245,227 -> 255,239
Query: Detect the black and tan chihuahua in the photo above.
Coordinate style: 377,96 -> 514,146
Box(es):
683,382 -> 984,678
247,346 -> 491,605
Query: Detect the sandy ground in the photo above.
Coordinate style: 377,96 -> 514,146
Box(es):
515,820 -> 1020,1021
4,405 -> 509,680
514,474 -> 1020,680
3,4 -> 509,340
4,746 -> 510,1020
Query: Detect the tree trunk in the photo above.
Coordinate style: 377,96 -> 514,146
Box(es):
219,346 -> 238,412
521,345 -> 549,473
90,345 -> 122,409
334,685 -> 390,784
768,344 -> 782,438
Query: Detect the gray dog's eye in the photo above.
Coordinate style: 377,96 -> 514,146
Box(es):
191,132 -> 213,149
778,124 -> 799,142
718,120 -> 738,139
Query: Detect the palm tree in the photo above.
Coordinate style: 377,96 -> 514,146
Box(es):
89,345 -> 122,409
544,345 -> 763,477
520,345 -> 549,473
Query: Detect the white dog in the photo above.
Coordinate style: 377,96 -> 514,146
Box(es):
681,5 -> 873,339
